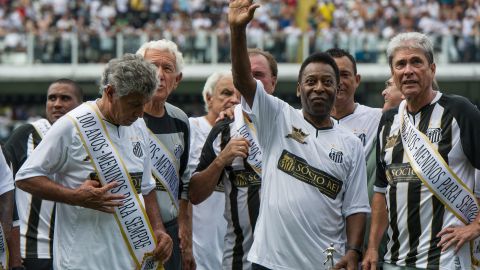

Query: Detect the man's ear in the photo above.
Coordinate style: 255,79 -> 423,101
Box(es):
354,74 -> 361,89
173,72 -> 183,89
430,62 -> 436,76
296,83 -> 301,97
104,85 -> 115,101
272,76 -> 278,90
206,93 -> 213,104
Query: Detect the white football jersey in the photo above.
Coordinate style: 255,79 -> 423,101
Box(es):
16,101 -> 155,270
244,81 -> 370,269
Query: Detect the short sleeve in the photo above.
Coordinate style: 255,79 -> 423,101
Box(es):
342,138 -> 371,216
241,80 -> 284,150
0,149 -> 13,196
374,112 -> 390,194
15,117 -> 73,183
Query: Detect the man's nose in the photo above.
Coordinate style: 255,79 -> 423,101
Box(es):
382,89 -> 388,97
312,81 -> 324,92
54,98 -> 63,107
157,67 -> 165,80
404,63 -> 415,75
231,95 -> 240,104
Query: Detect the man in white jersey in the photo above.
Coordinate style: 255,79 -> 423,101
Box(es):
188,71 -> 239,269
0,150 -> 14,270
3,79 -> 83,270
14,54 -> 172,269
137,39 -> 195,270
362,32 -> 480,270
229,1 -> 370,269
326,48 -> 382,158
189,48 -> 278,270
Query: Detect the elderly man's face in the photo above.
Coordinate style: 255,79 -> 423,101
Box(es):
106,87 -> 150,126
144,48 -> 182,101
46,83 -> 81,124
391,48 -> 435,100
250,54 -> 276,94
207,76 -> 240,117
297,62 -> 337,119
382,77 -> 404,111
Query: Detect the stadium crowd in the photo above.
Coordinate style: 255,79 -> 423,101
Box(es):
0,0 -> 479,64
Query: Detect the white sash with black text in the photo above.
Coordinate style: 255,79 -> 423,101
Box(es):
399,100 -> 480,267
0,222 -> 8,270
234,105 -> 262,176
148,130 -> 180,210
67,103 -> 161,270
31,118 -> 51,139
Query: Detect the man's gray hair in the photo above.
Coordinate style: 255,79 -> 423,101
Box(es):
100,53 -> 159,98
202,71 -> 232,112
136,39 -> 184,73
386,32 -> 434,67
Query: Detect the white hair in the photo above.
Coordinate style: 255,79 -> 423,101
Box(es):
136,39 -> 184,73
202,71 -> 232,112
100,54 -> 158,98
386,32 -> 434,68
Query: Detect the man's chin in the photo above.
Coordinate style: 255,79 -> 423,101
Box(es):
49,115 -> 63,124
123,119 -> 137,126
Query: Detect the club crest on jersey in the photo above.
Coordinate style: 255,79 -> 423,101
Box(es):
285,126 -> 309,144
132,141 -> 143,158
385,134 -> 399,149
173,144 -> 183,160
357,133 -> 366,146
426,128 -> 442,144
329,149 -> 343,163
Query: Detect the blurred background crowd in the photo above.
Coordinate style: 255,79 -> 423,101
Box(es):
0,0 -> 479,140
0,0 -> 479,65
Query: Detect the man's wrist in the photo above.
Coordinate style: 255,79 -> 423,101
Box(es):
471,220 -> 480,237
346,245 -> 363,260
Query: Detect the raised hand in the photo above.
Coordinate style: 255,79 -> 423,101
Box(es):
72,180 -> 126,213
228,0 -> 260,28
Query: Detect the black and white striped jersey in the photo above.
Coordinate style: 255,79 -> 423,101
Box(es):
375,92 -> 480,269
194,110 -> 261,270
3,122 -> 55,259
143,102 -> 191,223
189,116 -> 227,270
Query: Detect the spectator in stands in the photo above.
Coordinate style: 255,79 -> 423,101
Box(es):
0,0 -> 479,65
